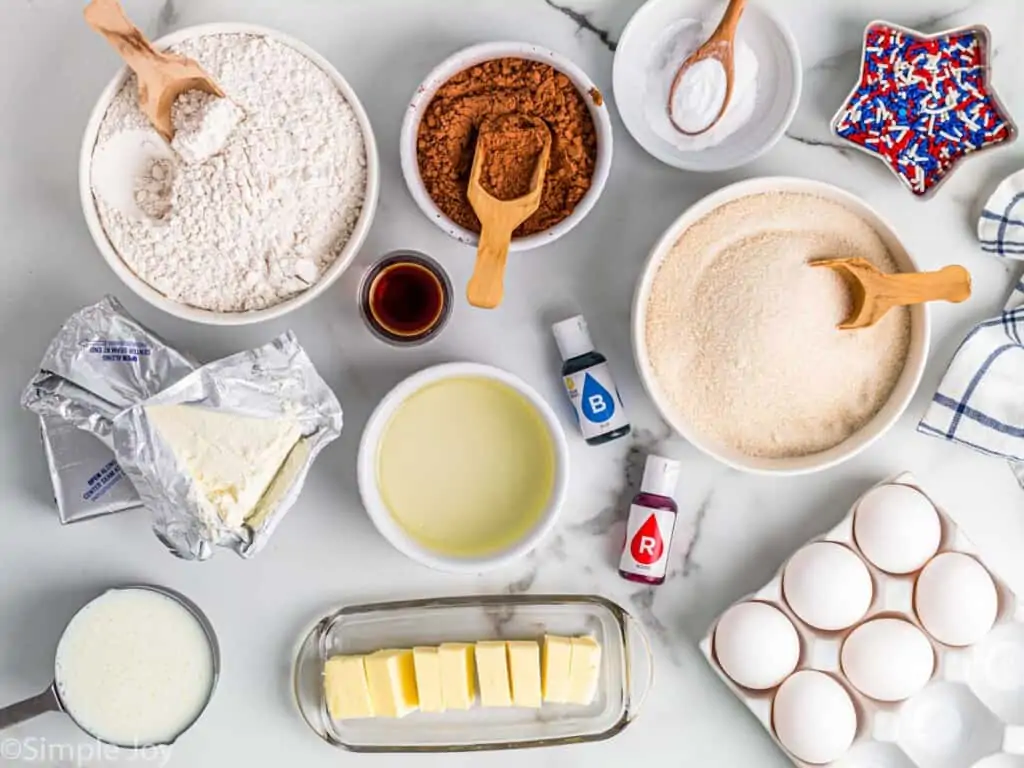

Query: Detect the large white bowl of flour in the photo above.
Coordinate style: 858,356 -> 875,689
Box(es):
632,177 -> 929,475
80,24 -> 379,325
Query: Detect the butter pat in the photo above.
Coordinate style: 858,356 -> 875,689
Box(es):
507,640 -> 542,708
568,636 -> 602,705
438,643 -> 475,710
324,655 -> 373,720
542,635 -> 573,703
475,641 -> 512,707
412,647 -> 444,713
365,649 -> 419,717
146,404 -> 302,529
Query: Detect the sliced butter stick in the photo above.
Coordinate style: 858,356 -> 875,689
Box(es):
475,641 -> 512,707
365,649 -> 418,717
568,636 -> 602,705
542,634 -> 573,703
324,655 -> 373,719
412,647 -> 444,713
438,643 -> 475,710
507,640 -> 542,708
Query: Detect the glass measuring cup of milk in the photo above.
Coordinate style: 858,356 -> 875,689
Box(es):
0,585 -> 219,748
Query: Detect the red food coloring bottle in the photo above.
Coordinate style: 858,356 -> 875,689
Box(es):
618,455 -> 681,585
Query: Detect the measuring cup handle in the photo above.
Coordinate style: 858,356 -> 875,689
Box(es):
0,686 -> 61,731
624,611 -> 656,722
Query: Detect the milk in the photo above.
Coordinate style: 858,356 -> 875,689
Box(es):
54,588 -> 215,746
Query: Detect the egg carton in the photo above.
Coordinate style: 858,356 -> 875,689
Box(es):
700,472 -> 1024,768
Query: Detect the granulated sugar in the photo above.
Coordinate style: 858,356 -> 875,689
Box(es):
645,192 -> 911,458
93,33 -> 367,313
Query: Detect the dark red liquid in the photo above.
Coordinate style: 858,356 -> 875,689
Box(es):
368,263 -> 444,337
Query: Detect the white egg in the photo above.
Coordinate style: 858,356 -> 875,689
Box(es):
841,618 -> 935,701
915,552 -> 998,646
772,670 -> 858,764
853,484 -> 942,574
783,542 -> 874,631
714,601 -> 801,690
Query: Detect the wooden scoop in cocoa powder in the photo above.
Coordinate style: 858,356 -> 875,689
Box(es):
84,0 -> 225,142
466,114 -> 552,309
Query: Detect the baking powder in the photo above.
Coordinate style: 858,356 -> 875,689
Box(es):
646,19 -> 758,150
670,58 -> 727,134
93,33 -> 367,312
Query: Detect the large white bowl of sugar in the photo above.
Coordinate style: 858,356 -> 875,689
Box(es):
632,177 -> 930,475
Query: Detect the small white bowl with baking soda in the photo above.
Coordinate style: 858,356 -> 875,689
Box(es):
357,363 -> 570,573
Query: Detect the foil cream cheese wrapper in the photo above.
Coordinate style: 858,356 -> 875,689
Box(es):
112,332 -> 343,560
40,416 -> 142,524
22,296 -> 197,446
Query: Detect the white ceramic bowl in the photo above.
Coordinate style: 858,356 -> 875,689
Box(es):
632,177 -> 930,475
357,363 -> 570,573
399,42 -> 613,251
613,0 -> 801,171
79,23 -> 380,326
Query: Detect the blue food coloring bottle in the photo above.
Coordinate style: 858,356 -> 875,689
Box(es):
552,315 -> 630,445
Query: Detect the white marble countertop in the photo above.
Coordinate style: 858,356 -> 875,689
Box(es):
2,0 -> 1024,766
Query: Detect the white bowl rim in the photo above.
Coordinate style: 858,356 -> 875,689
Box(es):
612,0 -> 802,172
78,22 -> 381,327
357,362 -> 571,573
631,176 -> 931,475
399,40 -> 614,252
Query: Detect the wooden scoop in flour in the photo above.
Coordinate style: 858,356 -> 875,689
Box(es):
813,257 -> 971,330
84,0 -> 225,142
668,0 -> 747,135
466,115 -> 552,309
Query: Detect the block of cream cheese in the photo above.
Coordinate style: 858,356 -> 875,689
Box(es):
475,641 -> 512,707
568,636 -> 602,705
542,635 -> 573,703
145,404 -> 302,529
324,655 -> 373,720
412,647 -> 444,713
365,649 -> 418,718
507,640 -> 542,708
438,643 -> 475,710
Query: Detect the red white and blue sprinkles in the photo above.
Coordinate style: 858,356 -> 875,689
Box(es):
833,23 -> 1015,196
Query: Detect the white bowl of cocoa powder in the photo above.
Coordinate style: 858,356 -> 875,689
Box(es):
632,177 -> 930,475
400,41 -> 614,252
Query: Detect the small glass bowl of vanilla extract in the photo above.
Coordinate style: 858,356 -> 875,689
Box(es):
358,250 -> 453,346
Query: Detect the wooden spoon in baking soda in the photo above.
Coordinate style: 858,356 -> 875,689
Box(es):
84,0 -> 224,142
668,0 -> 747,135
813,258 -> 971,330
466,115 -> 552,309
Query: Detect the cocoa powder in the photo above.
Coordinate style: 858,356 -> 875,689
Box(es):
416,57 -> 598,237
477,114 -> 549,201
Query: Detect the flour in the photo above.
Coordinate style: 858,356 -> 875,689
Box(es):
645,193 -> 911,458
93,33 -> 367,312
645,19 -> 758,151
170,91 -> 243,165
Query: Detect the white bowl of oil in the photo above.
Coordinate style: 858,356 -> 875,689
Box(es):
357,363 -> 569,573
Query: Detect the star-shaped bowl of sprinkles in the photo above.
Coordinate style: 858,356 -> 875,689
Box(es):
831,21 -> 1017,198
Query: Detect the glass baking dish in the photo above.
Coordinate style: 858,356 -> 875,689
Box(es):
292,594 -> 654,752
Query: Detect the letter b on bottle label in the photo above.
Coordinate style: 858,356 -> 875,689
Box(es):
564,363 -> 629,441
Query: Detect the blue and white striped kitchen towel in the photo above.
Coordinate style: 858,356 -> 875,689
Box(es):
978,169 -> 1024,257
918,280 -> 1024,488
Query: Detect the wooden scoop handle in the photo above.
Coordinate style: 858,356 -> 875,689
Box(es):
84,0 -> 166,73
467,220 -> 516,309
882,265 -> 972,307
